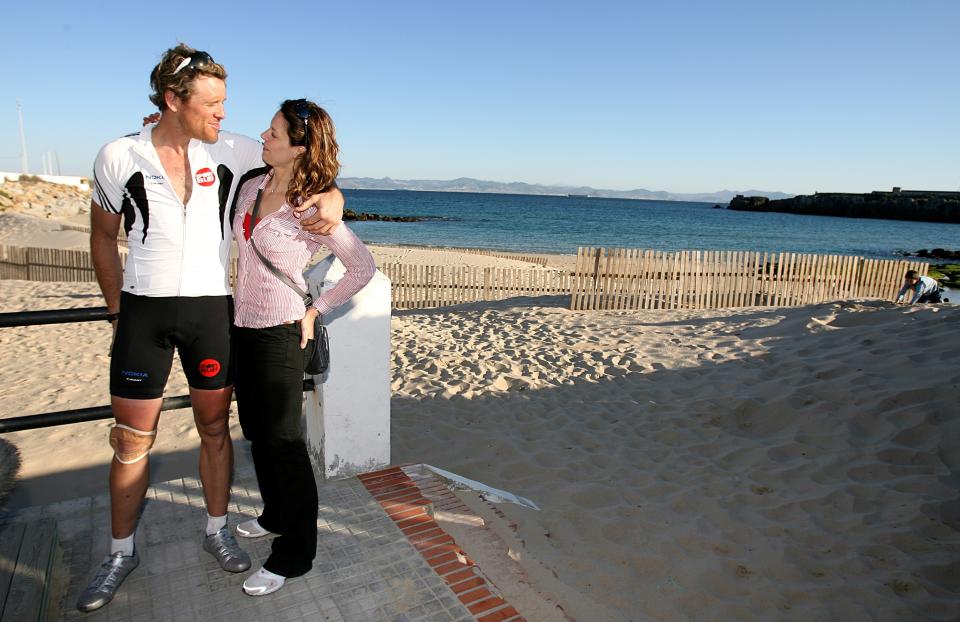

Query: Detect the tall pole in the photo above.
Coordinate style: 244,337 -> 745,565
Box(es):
17,100 -> 29,174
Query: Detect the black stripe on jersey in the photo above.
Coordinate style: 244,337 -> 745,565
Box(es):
94,183 -> 107,212
229,166 -> 269,231
94,174 -> 117,213
121,172 -> 150,243
217,165 -> 234,240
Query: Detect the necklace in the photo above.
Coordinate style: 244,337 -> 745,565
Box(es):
268,177 -> 290,194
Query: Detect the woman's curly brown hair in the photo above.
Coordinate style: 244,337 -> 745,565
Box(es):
279,99 -> 340,206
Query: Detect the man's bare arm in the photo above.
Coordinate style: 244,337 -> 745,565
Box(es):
90,202 -> 123,314
294,185 -> 344,235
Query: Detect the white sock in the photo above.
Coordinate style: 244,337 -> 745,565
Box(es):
206,513 -> 227,536
111,534 -> 135,556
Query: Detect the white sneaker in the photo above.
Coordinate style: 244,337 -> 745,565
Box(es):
242,567 -> 285,596
236,518 -> 270,539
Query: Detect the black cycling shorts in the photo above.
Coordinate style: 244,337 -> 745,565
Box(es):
110,292 -> 234,399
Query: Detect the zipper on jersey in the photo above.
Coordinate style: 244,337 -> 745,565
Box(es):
172,147 -> 191,297
177,200 -> 187,297
146,141 -> 190,297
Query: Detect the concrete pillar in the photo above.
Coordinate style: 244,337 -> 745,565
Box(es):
303,256 -> 391,479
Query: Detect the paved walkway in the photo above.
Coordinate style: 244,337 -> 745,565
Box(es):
1,465 -> 491,622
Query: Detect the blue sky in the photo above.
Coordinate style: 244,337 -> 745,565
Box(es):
1,0 -> 957,194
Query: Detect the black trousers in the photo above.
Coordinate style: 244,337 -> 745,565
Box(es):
234,323 -> 318,578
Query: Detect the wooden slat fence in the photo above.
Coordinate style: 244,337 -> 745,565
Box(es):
0,243 -> 931,311
571,247 -> 930,310
0,245 -> 128,282
380,263 -> 570,309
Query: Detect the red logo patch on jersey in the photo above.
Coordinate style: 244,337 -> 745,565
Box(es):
198,358 -> 221,378
195,168 -> 216,187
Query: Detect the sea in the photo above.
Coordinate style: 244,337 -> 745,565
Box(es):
343,190 -> 960,261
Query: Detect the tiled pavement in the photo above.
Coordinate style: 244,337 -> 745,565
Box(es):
0,466 -> 483,622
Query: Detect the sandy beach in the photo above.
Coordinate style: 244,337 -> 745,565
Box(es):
1,206 -> 958,620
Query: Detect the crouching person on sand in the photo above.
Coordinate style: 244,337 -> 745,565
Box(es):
896,270 -> 943,304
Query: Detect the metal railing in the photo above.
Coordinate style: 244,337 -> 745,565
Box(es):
0,308 -> 314,433
0,306 -> 114,328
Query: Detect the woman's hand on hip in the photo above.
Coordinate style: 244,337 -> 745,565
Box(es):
299,308 -> 320,348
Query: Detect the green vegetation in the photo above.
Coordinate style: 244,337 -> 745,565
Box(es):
928,263 -> 960,285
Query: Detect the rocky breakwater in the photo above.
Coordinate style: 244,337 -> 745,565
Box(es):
728,189 -> 960,223
343,208 -> 423,222
0,176 -> 91,220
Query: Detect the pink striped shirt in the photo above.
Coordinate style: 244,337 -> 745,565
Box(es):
232,172 -> 376,329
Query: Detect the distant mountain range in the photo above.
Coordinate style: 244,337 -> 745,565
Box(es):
337,176 -> 794,204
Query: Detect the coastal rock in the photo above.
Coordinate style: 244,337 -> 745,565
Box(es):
728,190 -> 960,223
343,208 -> 423,222
914,248 -> 960,260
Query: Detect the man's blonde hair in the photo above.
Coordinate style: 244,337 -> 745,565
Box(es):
148,43 -> 227,110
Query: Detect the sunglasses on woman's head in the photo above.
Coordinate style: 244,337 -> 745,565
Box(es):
293,100 -> 313,144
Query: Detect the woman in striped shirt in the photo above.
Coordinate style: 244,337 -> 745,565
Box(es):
231,99 -> 375,596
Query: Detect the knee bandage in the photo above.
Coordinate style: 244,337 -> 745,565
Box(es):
109,424 -> 157,464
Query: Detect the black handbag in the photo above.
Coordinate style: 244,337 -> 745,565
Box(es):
249,188 -> 330,375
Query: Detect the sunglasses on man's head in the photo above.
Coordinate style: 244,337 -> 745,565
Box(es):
172,51 -> 215,75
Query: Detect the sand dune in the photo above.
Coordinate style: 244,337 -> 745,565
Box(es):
389,298 -> 959,621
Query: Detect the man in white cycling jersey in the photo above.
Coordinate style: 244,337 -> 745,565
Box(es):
78,43 -> 344,612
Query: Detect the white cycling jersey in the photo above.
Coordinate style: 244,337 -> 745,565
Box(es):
92,126 -> 265,296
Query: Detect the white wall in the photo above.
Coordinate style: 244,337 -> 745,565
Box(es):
303,256 -> 392,479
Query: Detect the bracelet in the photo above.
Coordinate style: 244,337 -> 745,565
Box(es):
106,312 -> 120,323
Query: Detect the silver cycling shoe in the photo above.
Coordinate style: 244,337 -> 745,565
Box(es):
76,550 -> 140,612
203,526 -> 251,572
